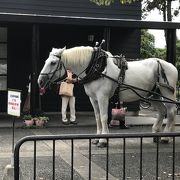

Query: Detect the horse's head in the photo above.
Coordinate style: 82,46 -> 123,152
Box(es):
38,47 -> 67,94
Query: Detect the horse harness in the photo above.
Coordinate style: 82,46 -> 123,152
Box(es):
155,60 -> 175,93
40,54 -> 67,89
112,55 -> 128,104
77,47 -> 175,103
78,48 -> 108,84
77,47 -> 128,86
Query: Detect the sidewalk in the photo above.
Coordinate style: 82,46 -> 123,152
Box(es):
0,109 -> 179,128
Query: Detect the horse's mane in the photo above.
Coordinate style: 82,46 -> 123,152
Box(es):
61,46 -> 94,66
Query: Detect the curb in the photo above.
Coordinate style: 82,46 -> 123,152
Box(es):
0,112 -> 179,129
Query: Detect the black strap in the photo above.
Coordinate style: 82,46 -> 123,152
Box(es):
157,60 -> 169,85
156,60 -> 174,93
113,55 -> 128,107
78,49 -> 107,84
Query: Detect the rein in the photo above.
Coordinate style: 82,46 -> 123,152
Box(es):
97,70 -> 180,106
85,46 -> 178,106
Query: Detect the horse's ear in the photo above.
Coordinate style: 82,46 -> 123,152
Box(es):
61,46 -> 66,52
57,46 -> 66,55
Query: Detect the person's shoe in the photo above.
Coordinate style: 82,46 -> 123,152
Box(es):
62,121 -> 70,125
70,121 -> 77,125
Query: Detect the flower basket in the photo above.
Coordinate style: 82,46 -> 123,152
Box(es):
24,119 -> 34,126
23,114 -> 34,127
35,119 -> 45,127
34,116 -> 49,127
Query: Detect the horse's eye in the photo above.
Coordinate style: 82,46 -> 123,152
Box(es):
51,61 -> 56,66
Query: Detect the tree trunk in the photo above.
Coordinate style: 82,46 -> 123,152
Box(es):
163,0 -> 167,45
167,0 -> 172,21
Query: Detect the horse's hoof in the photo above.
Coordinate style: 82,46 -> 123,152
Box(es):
92,139 -> 99,145
97,142 -> 107,148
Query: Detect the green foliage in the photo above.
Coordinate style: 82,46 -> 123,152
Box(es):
140,29 -> 180,80
90,0 -> 180,22
176,40 -> 180,79
23,114 -> 32,120
90,0 -> 139,6
140,30 -> 156,59
142,0 -> 179,21
90,0 -> 179,77
140,30 -> 167,60
33,115 -> 49,121
155,48 -> 166,60
90,0 -> 113,5
38,116 -> 49,121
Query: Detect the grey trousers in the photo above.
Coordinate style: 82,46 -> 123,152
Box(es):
61,96 -> 76,122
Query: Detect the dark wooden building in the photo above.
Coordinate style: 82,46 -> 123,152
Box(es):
0,0 -> 143,113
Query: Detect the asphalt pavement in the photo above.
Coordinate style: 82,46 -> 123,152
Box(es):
0,109 -> 180,180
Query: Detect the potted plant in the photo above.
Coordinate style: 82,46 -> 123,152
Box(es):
23,114 -> 34,127
34,116 -> 49,127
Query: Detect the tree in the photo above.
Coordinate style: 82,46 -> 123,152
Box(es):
90,0 -> 180,21
140,30 -> 167,59
176,39 -> 180,76
142,0 -> 179,21
90,0 -> 139,6
155,48 -> 166,60
140,29 -> 156,59
91,0 -> 179,67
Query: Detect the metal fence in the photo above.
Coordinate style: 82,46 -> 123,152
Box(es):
14,132 -> 180,180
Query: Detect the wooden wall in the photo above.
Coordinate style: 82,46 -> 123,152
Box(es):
0,0 -> 141,20
0,0 -> 141,112
38,24 -> 140,111
110,28 -> 141,58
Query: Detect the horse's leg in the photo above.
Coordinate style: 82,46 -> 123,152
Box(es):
161,103 -> 176,143
89,97 -> 101,145
151,101 -> 166,142
97,96 -> 109,148
160,86 -> 177,143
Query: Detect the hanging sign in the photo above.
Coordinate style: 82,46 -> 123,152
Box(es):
7,89 -> 21,117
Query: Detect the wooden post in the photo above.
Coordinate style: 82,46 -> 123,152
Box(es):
31,24 -> 40,116
166,29 -> 176,65
103,27 -> 110,51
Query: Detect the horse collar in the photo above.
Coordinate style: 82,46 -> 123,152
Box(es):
78,49 -> 108,84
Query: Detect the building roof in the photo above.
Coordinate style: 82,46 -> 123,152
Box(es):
0,12 -> 180,30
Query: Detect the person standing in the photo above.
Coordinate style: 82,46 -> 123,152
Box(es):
61,70 -> 77,125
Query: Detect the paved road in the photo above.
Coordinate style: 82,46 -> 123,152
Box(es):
0,124 -> 180,180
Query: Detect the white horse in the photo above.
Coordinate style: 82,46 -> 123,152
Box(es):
38,46 -> 178,147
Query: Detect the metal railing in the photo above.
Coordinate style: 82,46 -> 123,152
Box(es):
14,132 -> 180,180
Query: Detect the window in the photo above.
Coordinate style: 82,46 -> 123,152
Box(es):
0,27 -> 7,91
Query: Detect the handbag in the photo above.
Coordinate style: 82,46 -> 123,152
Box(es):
59,81 -> 74,97
111,107 -> 126,120
110,107 -> 127,127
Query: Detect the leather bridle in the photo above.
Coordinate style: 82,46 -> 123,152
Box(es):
40,55 -> 67,89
